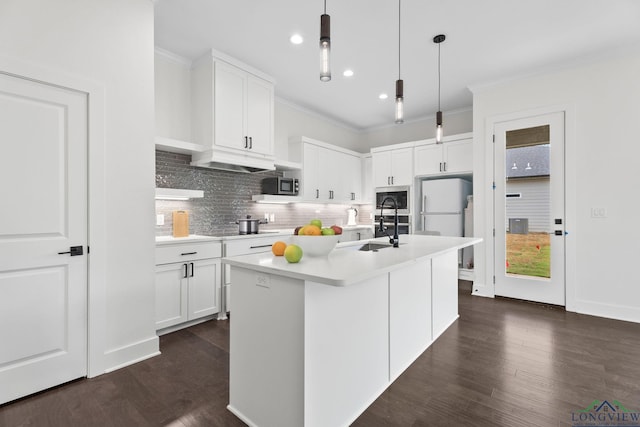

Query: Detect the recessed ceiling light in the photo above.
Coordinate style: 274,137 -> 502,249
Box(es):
343,69 -> 354,77
379,93 -> 389,100
290,34 -> 304,45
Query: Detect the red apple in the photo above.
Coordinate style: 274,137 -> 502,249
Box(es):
330,225 -> 342,235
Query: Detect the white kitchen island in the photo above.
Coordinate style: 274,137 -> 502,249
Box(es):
223,234 -> 482,427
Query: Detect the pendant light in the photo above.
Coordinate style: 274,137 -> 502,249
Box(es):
320,0 -> 331,82
434,34 -> 445,143
395,0 -> 404,124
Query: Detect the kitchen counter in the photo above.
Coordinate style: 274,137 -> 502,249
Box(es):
223,234 -> 481,286
225,234 -> 482,427
155,230 -> 293,245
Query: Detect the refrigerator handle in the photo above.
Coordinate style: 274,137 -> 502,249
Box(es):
422,195 -> 427,231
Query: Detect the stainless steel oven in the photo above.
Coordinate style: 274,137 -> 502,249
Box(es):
374,213 -> 411,238
375,186 -> 410,211
375,185 -> 411,237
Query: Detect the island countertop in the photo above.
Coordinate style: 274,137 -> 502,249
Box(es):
222,234 -> 482,286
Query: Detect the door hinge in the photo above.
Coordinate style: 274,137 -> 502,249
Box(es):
493,275 -> 496,284
492,181 -> 496,190
493,228 -> 495,237
492,134 -> 495,143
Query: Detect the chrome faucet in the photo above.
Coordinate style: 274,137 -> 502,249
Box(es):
378,196 -> 399,248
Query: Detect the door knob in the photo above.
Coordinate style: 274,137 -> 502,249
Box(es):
58,246 -> 83,256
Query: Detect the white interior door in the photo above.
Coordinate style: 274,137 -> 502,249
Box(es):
0,72 -> 88,404
494,112 -> 565,305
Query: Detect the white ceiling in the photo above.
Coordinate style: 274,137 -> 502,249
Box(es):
154,0 -> 640,131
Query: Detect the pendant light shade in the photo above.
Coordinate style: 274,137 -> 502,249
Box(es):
320,1 -> 331,82
395,79 -> 404,124
434,34 -> 445,143
395,0 -> 404,124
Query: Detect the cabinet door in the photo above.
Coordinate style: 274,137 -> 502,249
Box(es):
155,263 -> 188,330
214,61 -> 246,151
246,75 -> 273,156
341,153 -> 362,202
414,143 -> 443,176
362,155 -> 373,203
372,151 -> 394,188
431,251 -> 458,339
188,258 -> 221,320
321,147 -> 341,201
301,143 -> 321,200
390,148 -> 414,186
443,138 -> 473,173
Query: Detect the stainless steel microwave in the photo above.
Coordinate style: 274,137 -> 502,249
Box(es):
261,177 -> 299,196
375,186 -> 410,212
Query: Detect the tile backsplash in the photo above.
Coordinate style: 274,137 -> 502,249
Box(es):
156,150 -> 373,236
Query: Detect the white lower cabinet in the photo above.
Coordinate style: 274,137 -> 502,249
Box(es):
338,227 -> 374,243
155,241 -> 222,332
222,234 -> 288,315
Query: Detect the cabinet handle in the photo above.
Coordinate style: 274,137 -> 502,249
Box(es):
329,190 -> 333,199
391,176 -> 394,185
439,162 -> 443,172
183,263 -> 188,278
249,244 -> 273,249
316,189 -> 319,199
249,136 -> 253,149
244,136 -> 248,148
190,262 -> 194,277
443,161 -> 447,171
351,192 -> 355,200
387,176 -> 390,185
181,251 -> 197,256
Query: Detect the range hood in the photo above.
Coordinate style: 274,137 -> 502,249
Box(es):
190,149 -> 275,173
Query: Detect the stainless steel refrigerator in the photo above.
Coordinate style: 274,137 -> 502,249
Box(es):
419,178 -> 473,266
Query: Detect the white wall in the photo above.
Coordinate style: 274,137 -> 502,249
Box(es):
0,0 -> 158,374
472,49 -> 640,323
361,109 -> 473,149
274,98 -> 362,157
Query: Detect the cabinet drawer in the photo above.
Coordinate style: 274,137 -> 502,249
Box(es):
224,235 -> 287,257
156,241 -> 222,265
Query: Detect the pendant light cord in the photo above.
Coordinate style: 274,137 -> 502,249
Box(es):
437,42 -> 441,111
398,0 -> 401,79
324,0 -> 326,14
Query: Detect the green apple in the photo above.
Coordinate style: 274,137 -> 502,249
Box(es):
284,244 -> 303,263
321,227 -> 336,235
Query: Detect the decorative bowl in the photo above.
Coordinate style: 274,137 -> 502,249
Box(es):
289,235 -> 339,257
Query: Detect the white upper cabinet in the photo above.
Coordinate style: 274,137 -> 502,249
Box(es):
155,50 -> 192,142
371,146 -> 413,188
414,134 -> 473,177
191,50 -> 275,160
289,136 -> 364,204
213,60 -> 274,156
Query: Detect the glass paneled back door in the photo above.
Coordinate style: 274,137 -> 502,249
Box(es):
494,112 -> 565,305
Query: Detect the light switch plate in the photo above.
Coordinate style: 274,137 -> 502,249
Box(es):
156,214 -> 165,225
590,207 -> 607,218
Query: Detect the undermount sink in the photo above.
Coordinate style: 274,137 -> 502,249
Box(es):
358,242 -> 395,252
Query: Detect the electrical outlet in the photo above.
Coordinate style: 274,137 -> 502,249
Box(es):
590,207 -> 607,218
156,214 -> 165,225
256,274 -> 270,288
270,213 -> 275,222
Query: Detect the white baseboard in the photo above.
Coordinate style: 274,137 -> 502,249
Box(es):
103,335 -> 160,374
574,300 -> 640,324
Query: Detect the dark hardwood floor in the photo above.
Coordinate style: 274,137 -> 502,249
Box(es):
2,284 -> 640,426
